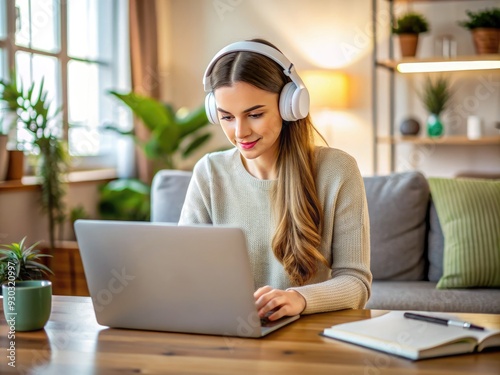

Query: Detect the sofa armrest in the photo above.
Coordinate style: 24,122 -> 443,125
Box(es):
151,170 -> 192,223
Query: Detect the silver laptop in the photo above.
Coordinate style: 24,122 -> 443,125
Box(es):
74,220 -> 299,337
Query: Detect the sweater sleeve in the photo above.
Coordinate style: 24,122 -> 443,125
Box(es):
289,154 -> 372,314
178,156 -> 213,225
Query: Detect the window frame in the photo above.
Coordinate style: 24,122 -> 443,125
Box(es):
0,0 -> 131,170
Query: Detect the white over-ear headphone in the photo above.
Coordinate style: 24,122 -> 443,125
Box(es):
203,41 -> 310,125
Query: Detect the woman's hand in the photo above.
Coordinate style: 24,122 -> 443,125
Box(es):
254,286 -> 306,321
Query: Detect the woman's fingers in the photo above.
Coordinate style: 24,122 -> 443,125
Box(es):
254,287 -> 306,321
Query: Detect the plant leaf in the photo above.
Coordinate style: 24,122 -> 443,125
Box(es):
109,91 -> 170,132
182,133 -> 212,158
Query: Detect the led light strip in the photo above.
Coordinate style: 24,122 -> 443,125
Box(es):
397,60 -> 500,73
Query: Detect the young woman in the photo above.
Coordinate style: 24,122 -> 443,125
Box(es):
179,39 -> 371,321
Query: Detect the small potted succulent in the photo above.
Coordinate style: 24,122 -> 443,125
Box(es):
392,12 -> 430,58
458,8 -> 500,54
0,237 -> 53,285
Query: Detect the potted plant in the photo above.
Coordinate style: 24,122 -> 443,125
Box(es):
0,237 -> 53,284
2,75 -> 69,254
458,8 -> 500,54
418,76 -> 453,138
100,91 -> 215,221
392,12 -> 430,58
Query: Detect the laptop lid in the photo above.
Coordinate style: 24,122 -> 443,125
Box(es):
74,220 -> 298,337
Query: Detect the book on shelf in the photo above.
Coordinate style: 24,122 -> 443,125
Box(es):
322,311 -> 500,360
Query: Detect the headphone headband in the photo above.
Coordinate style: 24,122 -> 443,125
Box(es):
202,40 -> 310,123
202,41 -> 306,92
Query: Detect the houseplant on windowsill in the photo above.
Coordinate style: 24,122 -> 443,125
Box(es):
6,76 -> 70,256
458,7 -> 500,54
418,76 -> 453,138
392,12 -> 430,58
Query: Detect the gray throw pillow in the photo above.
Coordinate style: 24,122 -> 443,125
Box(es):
363,171 -> 429,281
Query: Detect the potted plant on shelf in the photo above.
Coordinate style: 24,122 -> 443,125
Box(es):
458,7 -> 500,54
392,11 -> 430,58
418,76 -> 453,138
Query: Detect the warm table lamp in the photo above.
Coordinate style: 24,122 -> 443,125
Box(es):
301,70 -> 350,109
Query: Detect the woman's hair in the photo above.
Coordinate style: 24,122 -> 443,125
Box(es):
209,39 -> 328,285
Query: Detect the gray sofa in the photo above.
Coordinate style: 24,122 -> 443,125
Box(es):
151,169 -> 500,314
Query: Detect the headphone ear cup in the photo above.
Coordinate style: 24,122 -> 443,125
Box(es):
279,82 -> 297,122
292,87 -> 310,120
205,92 -> 219,125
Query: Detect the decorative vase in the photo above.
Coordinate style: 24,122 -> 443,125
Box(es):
398,34 -> 419,57
400,117 -> 421,136
471,28 -> 500,55
427,114 -> 444,138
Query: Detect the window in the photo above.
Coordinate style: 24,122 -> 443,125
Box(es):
0,0 -> 131,169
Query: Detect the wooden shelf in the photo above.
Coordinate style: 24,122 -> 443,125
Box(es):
377,135 -> 500,145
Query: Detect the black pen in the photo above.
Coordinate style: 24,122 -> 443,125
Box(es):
404,312 -> 485,331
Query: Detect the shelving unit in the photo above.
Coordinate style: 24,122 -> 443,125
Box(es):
371,0 -> 500,174
377,135 -> 500,145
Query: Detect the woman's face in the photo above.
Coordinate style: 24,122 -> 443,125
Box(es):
214,81 -> 283,175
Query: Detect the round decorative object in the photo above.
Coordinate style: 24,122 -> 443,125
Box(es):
400,117 -> 421,136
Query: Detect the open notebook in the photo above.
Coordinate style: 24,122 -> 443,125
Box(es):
322,311 -> 500,360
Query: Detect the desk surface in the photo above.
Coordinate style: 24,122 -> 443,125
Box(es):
1,296 -> 499,374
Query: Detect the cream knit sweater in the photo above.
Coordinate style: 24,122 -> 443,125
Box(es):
179,147 -> 372,314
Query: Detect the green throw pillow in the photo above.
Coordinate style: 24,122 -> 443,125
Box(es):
428,177 -> 500,289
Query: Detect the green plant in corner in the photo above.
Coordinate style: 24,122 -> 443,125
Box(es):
0,237 -> 53,283
107,90 -> 212,171
98,178 -> 151,221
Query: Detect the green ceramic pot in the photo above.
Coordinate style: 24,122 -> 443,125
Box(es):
2,280 -> 52,331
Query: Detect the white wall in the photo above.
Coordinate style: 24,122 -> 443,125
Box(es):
159,0 -> 500,177
160,0 -> 373,174
0,182 -> 103,246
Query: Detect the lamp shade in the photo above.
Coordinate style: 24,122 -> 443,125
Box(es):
302,70 -> 349,109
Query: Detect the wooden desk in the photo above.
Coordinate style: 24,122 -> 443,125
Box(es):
1,296 -> 499,374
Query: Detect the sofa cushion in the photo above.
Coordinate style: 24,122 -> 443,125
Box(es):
428,177 -> 500,289
366,281 -> 500,313
427,199 -> 444,282
363,172 -> 429,281
151,170 -> 192,223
